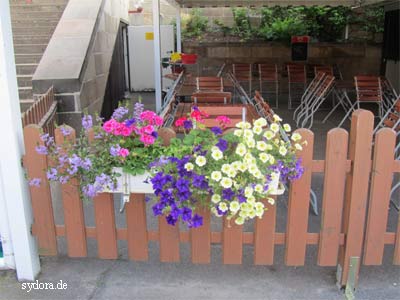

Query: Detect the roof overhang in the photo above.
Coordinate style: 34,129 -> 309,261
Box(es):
167,0 -> 391,8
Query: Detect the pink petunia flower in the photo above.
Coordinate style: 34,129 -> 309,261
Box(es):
118,148 -> 129,157
114,122 -> 125,136
140,134 -> 155,146
140,111 -> 157,122
154,116 -> 163,126
175,117 -> 187,127
216,115 -> 231,125
121,125 -> 132,137
140,125 -> 154,135
103,119 -> 117,133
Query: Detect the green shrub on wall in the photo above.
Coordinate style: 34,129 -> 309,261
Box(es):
182,9 -> 209,39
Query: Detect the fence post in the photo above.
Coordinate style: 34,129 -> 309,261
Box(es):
337,109 -> 374,289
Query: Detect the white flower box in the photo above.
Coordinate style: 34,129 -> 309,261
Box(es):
268,171 -> 285,195
111,167 -> 154,194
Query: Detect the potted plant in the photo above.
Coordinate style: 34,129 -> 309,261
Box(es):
148,107 -> 305,228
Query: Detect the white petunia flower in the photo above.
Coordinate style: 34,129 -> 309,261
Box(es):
253,126 -> 263,135
270,123 -> 279,133
255,184 -> 263,193
295,143 -> 303,151
221,164 -> 231,175
255,202 -> 264,211
211,149 -> 223,161
273,114 -> 282,122
235,216 -> 245,225
195,156 -> 207,167
243,129 -> 254,138
235,143 -> 247,156
268,197 -> 275,205
211,171 -> 222,182
229,201 -> 240,213
246,139 -> 256,148
256,141 -> 267,151
244,186 -> 254,197
279,146 -> 287,156
227,169 -> 237,178
211,194 -> 221,204
233,129 -> 243,137
248,210 -> 256,219
218,202 -> 228,212
291,132 -> 302,142
184,163 -> 194,171
283,123 -> 291,132
238,162 -> 247,172
259,152 -> 269,163
263,130 -> 275,140
254,117 -> 267,127
231,161 -> 241,170
220,177 -> 233,188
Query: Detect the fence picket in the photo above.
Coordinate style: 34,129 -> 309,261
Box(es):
190,206 -> 211,264
338,109 -> 374,286
23,125 -> 58,255
94,193 -> 118,259
126,193 -> 148,261
254,197 -> 276,265
285,129 -> 314,266
318,128 -> 348,266
394,214 -> 400,265
364,129 -> 396,265
159,217 -> 180,262
55,127 -> 87,257
223,217 -> 243,264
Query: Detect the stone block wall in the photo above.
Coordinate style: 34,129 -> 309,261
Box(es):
33,0 -> 129,129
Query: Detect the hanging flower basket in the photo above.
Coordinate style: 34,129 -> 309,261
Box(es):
110,167 -> 153,194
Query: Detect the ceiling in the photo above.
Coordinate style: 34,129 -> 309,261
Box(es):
168,0 -> 392,8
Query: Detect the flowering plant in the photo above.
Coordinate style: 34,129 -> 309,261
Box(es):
31,102 -> 166,199
149,108 -> 305,228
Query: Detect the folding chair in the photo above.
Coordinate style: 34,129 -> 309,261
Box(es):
293,72 -> 326,126
381,77 -> 399,113
191,91 -> 232,105
355,76 -> 384,118
296,75 -> 336,129
196,77 -> 224,92
253,90 -> 274,122
314,65 -> 334,76
374,97 -> 400,133
287,64 -> 307,109
258,63 -> 279,108
232,63 -> 252,96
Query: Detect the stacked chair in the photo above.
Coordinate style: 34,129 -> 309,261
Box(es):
196,76 -> 224,92
257,63 -> 279,108
293,72 -> 336,128
191,91 -> 232,105
232,63 -> 252,96
287,64 -> 307,109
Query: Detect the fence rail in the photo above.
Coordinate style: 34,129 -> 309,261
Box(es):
21,87 -> 57,136
23,109 -> 400,290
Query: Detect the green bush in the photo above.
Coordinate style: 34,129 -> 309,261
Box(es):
232,8 -> 253,41
182,9 -> 209,39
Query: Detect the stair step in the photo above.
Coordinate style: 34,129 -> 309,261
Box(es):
10,4 -> 67,12
11,11 -> 64,19
17,75 -> 34,87
20,99 -> 35,113
13,35 -> 51,44
16,63 -> 39,75
18,86 -> 33,100
12,18 -> 60,26
12,26 -> 56,35
14,53 -> 43,64
14,44 -> 48,53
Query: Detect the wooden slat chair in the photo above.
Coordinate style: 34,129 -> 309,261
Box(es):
258,63 -> 279,108
287,64 -> 307,109
191,91 -> 232,105
314,65 -> 334,76
232,63 -> 252,95
196,76 -> 224,92
354,76 -> 384,118
381,77 -> 399,113
375,97 -> 400,133
253,91 -> 274,122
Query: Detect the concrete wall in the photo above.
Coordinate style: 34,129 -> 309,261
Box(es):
384,3 -> 400,94
33,0 -> 129,128
183,41 -> 382,80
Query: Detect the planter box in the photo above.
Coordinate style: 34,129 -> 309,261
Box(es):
112,168 -> 154,194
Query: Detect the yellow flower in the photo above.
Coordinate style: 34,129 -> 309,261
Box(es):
184,163 -> 194,171
211,171 -> 222,182
195,156 -> 207,167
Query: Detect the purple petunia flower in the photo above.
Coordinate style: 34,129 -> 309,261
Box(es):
82,115 -> 93,130
216,138 -> 228,152
60,126 -> 72,136
183,120 -> 193,130
29,178 -> 41,187
133,102 -> 144,120
222,188 -> 235,201
189,214 -> 203,228
46,168 -> 58,181
109,144 -> 121,157
35,145 -> 48,155
211,126 -> 223,136
125,118 -> 136,127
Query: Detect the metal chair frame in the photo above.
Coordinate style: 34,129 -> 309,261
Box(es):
233,63 -> 252,96
287,64 -> 307,110
258,63 -> 279,109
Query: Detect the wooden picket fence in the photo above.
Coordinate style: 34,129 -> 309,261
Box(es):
23,109 -> 400,289
21,87 -> 57,136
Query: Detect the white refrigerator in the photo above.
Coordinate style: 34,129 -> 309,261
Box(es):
128,25 -> 174,91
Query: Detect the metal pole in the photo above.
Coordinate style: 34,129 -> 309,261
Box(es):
152,0 -> 162,113
0,0 -> 40,280
176,7 -> 182,53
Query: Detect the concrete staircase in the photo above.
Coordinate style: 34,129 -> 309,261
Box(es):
10,0 -> 69,111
